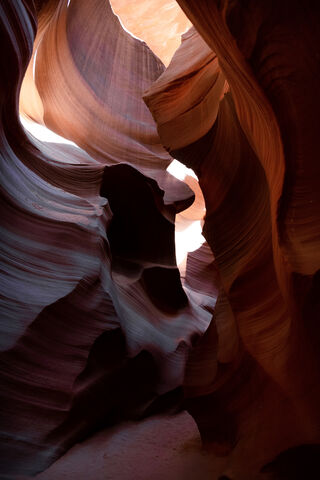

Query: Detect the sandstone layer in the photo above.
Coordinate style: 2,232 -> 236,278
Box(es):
1,1 -> 320,479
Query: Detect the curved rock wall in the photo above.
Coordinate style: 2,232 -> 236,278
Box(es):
0,1 -> 214,477
145,0 -> 320,475
1,0 -> 319,478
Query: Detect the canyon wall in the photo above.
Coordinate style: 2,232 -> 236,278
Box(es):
1,1 -> 319,478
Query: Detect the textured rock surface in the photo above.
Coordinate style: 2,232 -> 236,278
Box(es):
145,0 -> 320,476
0,1 -> 213,477
110,0 -> 192,66
1,0 -> 320,479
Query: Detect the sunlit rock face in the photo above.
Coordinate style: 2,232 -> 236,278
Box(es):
146,0 -> 320,476
1,0 -> 320,479
110,0 -> 192,66
0,1 -> 214,477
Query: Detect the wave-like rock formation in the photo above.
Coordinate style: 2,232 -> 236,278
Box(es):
0,1 -> 214,477
1,0 -> 320,479
146,0 -> 320,476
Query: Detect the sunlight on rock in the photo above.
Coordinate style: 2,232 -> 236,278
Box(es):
20,115 -> 78,146
175,220 -> 205,265
20,116 -> 206,272
166,159 -> 206,269
167,159 -> 198,181
110,0 -> 192,66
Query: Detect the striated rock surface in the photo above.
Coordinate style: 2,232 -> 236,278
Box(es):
1,0 -> 320,479
145,0 -> 320,477
110,0 -> 192,67
0,1 -> 214,477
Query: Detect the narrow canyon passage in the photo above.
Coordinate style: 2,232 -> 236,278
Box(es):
1,1 -> 320,479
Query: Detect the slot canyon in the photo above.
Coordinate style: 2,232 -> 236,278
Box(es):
1,1 -> 320,479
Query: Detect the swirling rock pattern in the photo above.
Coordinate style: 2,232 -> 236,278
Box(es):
1,0 -> 320,479
110,0 -> 192,67
0,1 -> 213,477
146,0 -> 320,476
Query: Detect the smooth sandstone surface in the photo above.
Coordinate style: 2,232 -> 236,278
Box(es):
1,1 -> 320,479
110,0 -> 192,66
